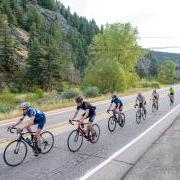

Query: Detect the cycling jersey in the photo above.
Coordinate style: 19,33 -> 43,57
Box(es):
152,92 -> 159,99
111,97 -> 123,108
169,88 -> 175,95
136,95 -> 145,104
77,102 -> 96,122
24,107 -> 46,129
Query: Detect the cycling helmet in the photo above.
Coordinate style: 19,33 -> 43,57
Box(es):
21,102 -> 30,109
75,96 -> 83,103
111,94 -> 117,98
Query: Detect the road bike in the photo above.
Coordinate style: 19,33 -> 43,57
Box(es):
135,104 -> 147,124
67,120 -> 100,152
3,127 -> 54,166
107,110 -> 125,132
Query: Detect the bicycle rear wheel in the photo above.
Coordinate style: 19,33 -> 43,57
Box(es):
136,110 -> 141,124
90,124 -> 100,144
3,140 -> 27,166
108,116 -> 116,132
40,131 -> 54,154
119,113 -> 125,127
67,129 -> 83,152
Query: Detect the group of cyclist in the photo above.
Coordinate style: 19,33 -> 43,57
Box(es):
9,86 -> 175,156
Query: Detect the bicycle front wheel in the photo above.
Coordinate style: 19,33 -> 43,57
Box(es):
3,140 -> 27,167
136,110 -> 141,124
40,131 -> 54,154
108,116 -> 116,132
67,129 -> 83,152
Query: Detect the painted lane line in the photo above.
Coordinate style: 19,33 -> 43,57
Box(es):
79,103 -> 180,180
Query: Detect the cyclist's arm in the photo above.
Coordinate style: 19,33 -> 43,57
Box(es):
12,116 -> 25,127
107,103 -> 113,110
71,110 -> 79,120
20,117 -> 34,130
135,97 -> 138,105
80,109 -> 90,121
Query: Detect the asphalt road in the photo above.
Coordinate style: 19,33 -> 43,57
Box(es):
0,86 -> 179,180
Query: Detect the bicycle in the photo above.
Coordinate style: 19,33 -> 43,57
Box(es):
3,127 -> 54,166
151,99 -> 158,112
135,104 -> 147,124
67,120 -> 100,152
107,110 -> 125,132
168,93 -> 174,106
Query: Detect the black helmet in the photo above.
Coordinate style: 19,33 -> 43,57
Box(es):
75,96 -> 83,103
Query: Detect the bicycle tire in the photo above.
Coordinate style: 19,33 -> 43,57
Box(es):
108,116 -> 116,132
136,110 -> 141,124
119,113 -> 125,127
90,124 -> 100,144
3,140 -> 27,167
67,129 -> 83,152
40,131 -> 54,154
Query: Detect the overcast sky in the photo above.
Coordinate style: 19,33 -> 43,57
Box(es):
60,0 -> 180,53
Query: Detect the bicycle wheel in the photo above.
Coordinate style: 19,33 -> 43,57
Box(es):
67,129 -> 83,152
152,103 -> 156,112
90,124 -> 100,144
108,116 -> 116,132
119,113 -> 125,127
3,140 -> 27,167
142,109 -> 147,120
40,131 -> 54,154
136,110 -> 141,124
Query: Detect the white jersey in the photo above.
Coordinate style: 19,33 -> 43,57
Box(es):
136,95 -> 145,103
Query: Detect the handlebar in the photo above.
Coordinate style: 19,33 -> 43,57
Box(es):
7,127 -> 22,134
69,119 -> 80,125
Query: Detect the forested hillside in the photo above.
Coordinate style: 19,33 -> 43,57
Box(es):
0,0 -> 179,94
0,0 -> 99,91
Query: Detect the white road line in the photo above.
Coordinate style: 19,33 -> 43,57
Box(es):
79,103 -> 180,180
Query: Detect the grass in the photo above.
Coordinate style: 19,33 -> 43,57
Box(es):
0,86 -> 155,121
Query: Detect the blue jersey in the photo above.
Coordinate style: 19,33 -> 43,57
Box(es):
111,97 -> 123,107
25,107 -> 44,120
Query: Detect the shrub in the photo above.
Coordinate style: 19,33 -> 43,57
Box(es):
151,82 -> 160,88
35,89 -> 44,99
83,87 -> 100,98
0,88 -> 16,103
25,94 -> 37,102
0,103 -> 16,113
60,88 -> 81,100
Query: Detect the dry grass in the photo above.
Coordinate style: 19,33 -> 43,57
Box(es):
0,87 -> 154,121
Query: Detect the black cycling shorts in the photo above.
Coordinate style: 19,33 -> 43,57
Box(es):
82,112 -> 96,122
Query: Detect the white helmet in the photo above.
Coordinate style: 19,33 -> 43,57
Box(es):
21,102 -> 30,109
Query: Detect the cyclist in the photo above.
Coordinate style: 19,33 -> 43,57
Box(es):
10,102 -> 46,156
70,96 -> 96,140
135,93 -> 147,114
169,87 -> 175,103
107,94 -> 123,116
151,89 -> 159,109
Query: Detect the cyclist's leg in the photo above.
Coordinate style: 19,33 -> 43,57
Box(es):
35,114 -> 46,150
88,113 -> 96,136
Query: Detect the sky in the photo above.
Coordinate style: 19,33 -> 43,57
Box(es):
60,0 -> 180,53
